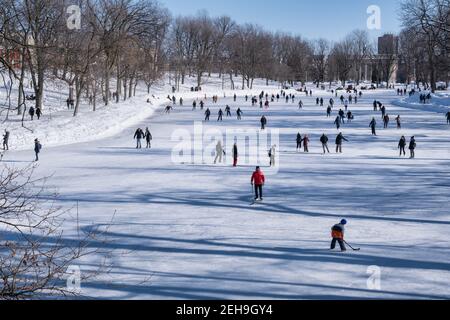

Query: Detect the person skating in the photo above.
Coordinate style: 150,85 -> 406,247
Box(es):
232,143 -> 238,167
369,117 -> 377,136
134,128 -> 144,149
233,93 -> 237,102
296,133 -> 302,151
338,109 -> 345,124
260,116 -> 267,130
381,105 -> 386,119
302,135 -> 310,153
346,111 -> 353,123
214,140 -> 224,164
320,133 -> 330,154
398,136 -> 406,157
237,108 -> 243,120
251,166 -> 265,201
335,133 -> 348,153
269,145 -> 276,166
192,100 -> 197,110
145,128 -> 152,148
36,106 -> 42,120
34,138 -> 42,162
316,97 -> 320,105
446,112 -> 450,124
396,115 -> 401,129
179,97 -> 183,106
326,106 -> 332,117
29,106 -> 35,120
225,105 -> 231,117
204,108 -> 211,121
320,98 -> 324,106
409,136 -> 416,158
217,109 -> 224,122
298,100 -> 303,109
383,114 -> 390,128
3,130 -> 10,151
330,219 -> 347,252
199,100 -> 204,110
334,116 -> 341,130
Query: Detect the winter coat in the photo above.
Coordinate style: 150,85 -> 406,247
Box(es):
34,141 -> 42,153
336,134 -> 348,145
331,224 -> 345,239
320,135 -> 328,144
145,130 -> 152,141
409,139 -> 416,150
251,170 -> 265,186
398,138 -> 406,148
134,129 -> 144,139
232,145 -> 238,159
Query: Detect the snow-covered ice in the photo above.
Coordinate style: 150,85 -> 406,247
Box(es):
1,80 -> 450,299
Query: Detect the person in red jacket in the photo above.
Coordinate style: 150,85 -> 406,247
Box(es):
251,166 -> 265,201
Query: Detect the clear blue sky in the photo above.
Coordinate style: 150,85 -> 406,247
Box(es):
160,0 -> 402,41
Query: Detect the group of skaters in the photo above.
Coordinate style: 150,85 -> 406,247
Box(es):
133,127 -> 153,149
295,132 -> 348,154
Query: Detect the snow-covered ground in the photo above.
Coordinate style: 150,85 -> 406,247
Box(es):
1,80 -> 450,299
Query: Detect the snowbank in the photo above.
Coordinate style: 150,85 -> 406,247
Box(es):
1,74 -> 284,151
393,91 -> 450,114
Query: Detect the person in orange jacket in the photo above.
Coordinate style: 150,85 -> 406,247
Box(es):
330,219 -> 347,252
251,166 -> 265,201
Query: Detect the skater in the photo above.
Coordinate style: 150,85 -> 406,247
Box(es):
192,100 -> 197,110
320,134 -> 330,154
381,105 -> 386,119
260,116 -> 267,130
369,117 -> 377,136
204,108 -> 211,121
347,111 -> 353,122
330,219 -> 347,252
3,130 -> 9,151
326,106 -> 332,117
29,106 -> 35,120
409,136 -> 416,158
398,136 -> 406,157
217,109 -> 223,122
179,97 -> 183,106
164,105 -> 173,113
320,98 -> 324,106
232,142 -> 238,167
233,93 -> 237,102
334,116 -> 341,130
251,166 -> 265,201
338,109 -> 345,124
269,145 -> 276,166
237,108 -> 243,120
214,140 -> 224,164
34,138 -> 42,161
296,133 -> 302,151
298,100 -> 303,109
383,114 -> 390,128
145,128 -> 152,148
396,115 -> 401,129
36,106 -> 42,120
302,135 -> 310,153
225,105 -> 231,117
446,112 -> 450,124
335,133 -> 348,153
134,128 -> 144,149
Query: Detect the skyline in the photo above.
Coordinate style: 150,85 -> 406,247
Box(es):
160,0 -> 403,41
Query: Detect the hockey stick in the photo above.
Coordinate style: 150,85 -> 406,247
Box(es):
343,240 -> 360,251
